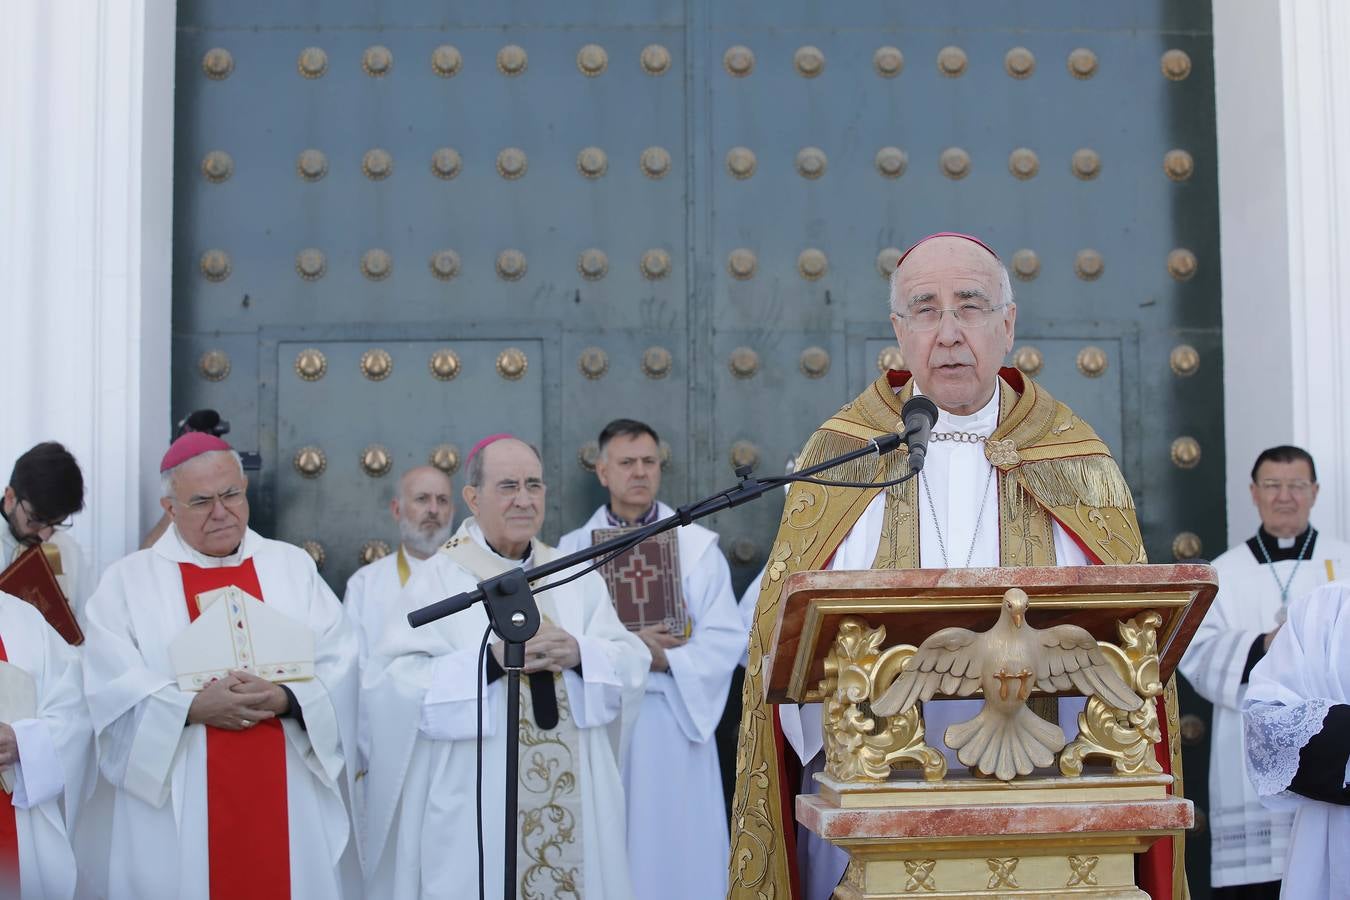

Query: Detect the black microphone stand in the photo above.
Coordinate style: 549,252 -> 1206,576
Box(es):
407,429 -> 917,900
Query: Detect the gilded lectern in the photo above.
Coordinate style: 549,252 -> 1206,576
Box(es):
764,565 -> 1216,899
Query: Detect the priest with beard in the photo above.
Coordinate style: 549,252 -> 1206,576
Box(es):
727,233 -> 1184,900
362,434 -> 650,898
342,465 -> 455,853
343,466 -> 456,669
81,433 -> 360,899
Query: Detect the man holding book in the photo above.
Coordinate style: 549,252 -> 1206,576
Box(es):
559,418 -> 746,900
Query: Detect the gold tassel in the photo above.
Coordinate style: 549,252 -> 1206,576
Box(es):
1018,455 -> 1135,511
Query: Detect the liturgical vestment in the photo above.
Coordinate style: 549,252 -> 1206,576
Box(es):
362,518 -> 650,899
0,591 -> 91,900
1244,582 -> 1350,898
81,526 -> 360,899
1179,528 -> 1350,888
728,369 -> 1185,900
559,501 -> 746,900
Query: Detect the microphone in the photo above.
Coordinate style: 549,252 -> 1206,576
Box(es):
900,396 -> 939,474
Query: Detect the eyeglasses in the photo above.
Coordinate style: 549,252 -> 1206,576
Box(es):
1256,479 -> 1315,496
491,479 -> 545,499
174,487 -> 247,512
895,302 -> 1008,332
17,498 -> 73,532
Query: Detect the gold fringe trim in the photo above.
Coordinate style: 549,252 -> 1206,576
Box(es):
1018,455 -> 1135,511
799,428 -> 888,486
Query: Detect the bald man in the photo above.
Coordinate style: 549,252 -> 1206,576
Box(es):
361,436 -> 649,898
343,466 -> 455,668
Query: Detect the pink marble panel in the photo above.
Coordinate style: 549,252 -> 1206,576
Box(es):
797,795 -> 1194,841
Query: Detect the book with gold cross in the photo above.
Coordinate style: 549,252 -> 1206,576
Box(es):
590,527 -> 689,636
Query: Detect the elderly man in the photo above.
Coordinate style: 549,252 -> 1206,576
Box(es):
81,433 -> 360,899
362,434 -> 650,898
1,442 -> 90,621
1180,445 -> 1349,898
728,233 -> 1179,900
0,589 -> 92,899
1243,582 -> 1350,897
343,465 -> 455,668
558,418 -> 745,900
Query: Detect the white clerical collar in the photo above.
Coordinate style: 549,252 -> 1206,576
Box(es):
915,381 -> 1002,437
166,523 -> 249,567
465,519 -> 535,569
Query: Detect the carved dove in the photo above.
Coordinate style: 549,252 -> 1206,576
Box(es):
871,587 -> 1142,781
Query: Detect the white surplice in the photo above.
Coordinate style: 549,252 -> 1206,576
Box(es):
1243,582 -> 1350,898
1178,532 -> 1350,887
0,591 -> 92,900
343,546 -> 427,671
558,502 -> 747,900
779,383 -> 1091,900
362,518 -> 650,899
81,526 -> 360,900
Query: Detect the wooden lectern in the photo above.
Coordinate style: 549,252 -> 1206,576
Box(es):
764,564 -> 1216,899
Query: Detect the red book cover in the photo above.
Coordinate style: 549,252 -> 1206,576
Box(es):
590,527 -> 688,634
0,545 -> 84,645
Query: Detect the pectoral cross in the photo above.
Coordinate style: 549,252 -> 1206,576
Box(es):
993,668 -> 1034,701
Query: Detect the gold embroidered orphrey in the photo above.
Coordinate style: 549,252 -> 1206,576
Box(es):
728,369 -> 1185,899
442,533 -> 585,900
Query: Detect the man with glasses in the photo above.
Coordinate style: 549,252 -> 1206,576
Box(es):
1,442 -> 90,620
80,432 -> 360,899
362,433 -> 650,898
1180,445 -> 1349,899
729,232 -> 1183,899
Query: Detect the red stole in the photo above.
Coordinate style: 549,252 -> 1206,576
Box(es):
0,632 -> 20,894
179,560 -> 291,900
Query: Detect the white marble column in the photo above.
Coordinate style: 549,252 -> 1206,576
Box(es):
0,0 -> 175,579
1277,0 -> 1350,541
1216,0 -> 1350,546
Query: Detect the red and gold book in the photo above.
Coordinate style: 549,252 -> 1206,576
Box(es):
590,527 -> 689,635
0,545 -> 84,645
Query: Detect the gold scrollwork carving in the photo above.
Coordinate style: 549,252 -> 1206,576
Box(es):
819,618 -> 947,783
1060,612 -> 1165,776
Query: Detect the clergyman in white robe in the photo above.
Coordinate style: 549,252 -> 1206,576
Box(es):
1243,581 -> 1350,898
362,518 -> 650,899
81,526 -> 360,899
559,501 -> 746,900
0,591 -> 91,900
1179,527 -> 1349,889
778,384 -> 1091,900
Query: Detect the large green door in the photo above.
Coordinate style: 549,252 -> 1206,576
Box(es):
173,2 -> 1223,892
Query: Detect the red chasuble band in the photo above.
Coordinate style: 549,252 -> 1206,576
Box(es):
0,633 -> 19,894
179,560 -> 292,900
